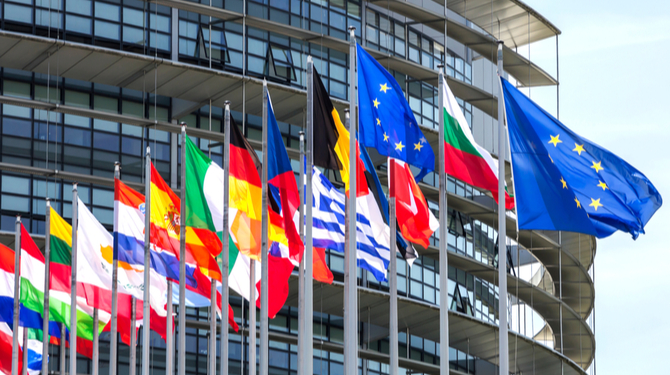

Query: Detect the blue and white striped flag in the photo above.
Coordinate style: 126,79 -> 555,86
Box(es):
310,166 -> 391,282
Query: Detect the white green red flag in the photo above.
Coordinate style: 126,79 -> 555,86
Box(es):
442,79 -> 514,209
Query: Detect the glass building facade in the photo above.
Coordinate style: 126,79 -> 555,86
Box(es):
0,0 -> 596,373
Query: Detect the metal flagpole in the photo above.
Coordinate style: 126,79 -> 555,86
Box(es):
298,129 -> 305,375
111,161 -> 121,375
21,326 -> 27,375
344,25 -> 359,375
437,65 -> 449,375
389,197 -> 398,375
92,308 -> 99,375
70,184 -> 79,375
12,216 -> 20,375
42,200 -> 51,375
221,100 -> 232,375
249,261 -> 256,375
260,80 -> 269,375
179,123 -> 188,375
304,55 -> 314,375
166,281 -> 174,375
142,146 -> 152,375
60,323 -> 65,375
496,40 -> 509,375
130,297 -> 137,375
208,100 -> 217,375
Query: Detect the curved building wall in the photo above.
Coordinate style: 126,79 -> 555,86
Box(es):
0,0 -> 594,374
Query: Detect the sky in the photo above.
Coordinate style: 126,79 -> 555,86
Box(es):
513,1 -> 670,373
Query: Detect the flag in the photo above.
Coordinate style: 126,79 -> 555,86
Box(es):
168,279 -> 239,333
356,43 -> 435,177
501,78 -> 662,239
150,163 -> 206,287
442,78 -> 514,210
18,222 -> 107,343
311,166 -> 391,281
115,178 -> 236,337
388,158 -> 439,249
184,136 -> 226,270
310,67 -> 393,279
261,90 -> 303,317
267,91 -> 304,262
312,68 -> 368,198
0,241 -> 63,375
227,116 -> 263,260
359,144 -> 418,265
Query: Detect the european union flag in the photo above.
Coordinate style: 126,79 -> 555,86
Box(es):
501,78 -> 662,239
357,44 -> 435,176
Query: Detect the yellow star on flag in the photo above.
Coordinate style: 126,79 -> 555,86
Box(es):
548,134 -> 562,147
414,142 -> 423,151
376,118 -> 381,126
560,177 -> 567,189
383,132 -> 389,142
575,198 -> 581,208
590,161 -> 603,173
597,181 -> 608,190
373,98 -> 380,108
589,198 -> 603,211
379,83 -> 390,93
395,141 -> 405,152
573,143 -> 585,156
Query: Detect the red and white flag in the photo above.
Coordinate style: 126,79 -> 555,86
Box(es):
388,157 -> 439,249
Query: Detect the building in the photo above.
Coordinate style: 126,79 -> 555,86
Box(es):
0,0 -> 596,373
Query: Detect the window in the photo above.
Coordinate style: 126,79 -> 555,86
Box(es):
266,44 -> 297,82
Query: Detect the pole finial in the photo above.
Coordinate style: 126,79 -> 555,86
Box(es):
224,100 -> 231,106
72,182 -> 78,191
437,64 -> 445,69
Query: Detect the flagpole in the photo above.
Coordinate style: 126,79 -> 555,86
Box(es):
42,199 -> 51,375
142,146 -> 152,375
21,326 -> 27,375
221,100 -> 232,375
297,128 -> 305,375
260,79 -> 269,375
12,215 -> 20,375
345,25 -> 359,375
59,323 -> 65,375
70,184 -> 78,375
248,261 -> 256,375
304,55 -> 314,375
437,65 -> 449,375
178,124 -> 188,375
111,161 -> 121,375
92,307 -> 99,375
166,281 -> 173,375
389,196 -> 398,375
130,296 -> 137,375
496,40 -> 509,375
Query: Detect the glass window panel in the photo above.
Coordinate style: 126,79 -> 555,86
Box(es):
3,105 -> 31,119
95,2 -> 119,22
2,175 -> 30,195
64,127 -> 91,147
66,0 -> 91,16
66,14 -> 92,34
3,118 -> 32,138
95,20 -> 121,40
65,90 -> 90,108
5,4 -> 33,23
2,196 -> 30,212
3,81 -> 31,99
64,114 -> 90,128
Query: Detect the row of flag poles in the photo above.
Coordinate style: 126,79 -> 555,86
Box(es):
1,28 -> 661,375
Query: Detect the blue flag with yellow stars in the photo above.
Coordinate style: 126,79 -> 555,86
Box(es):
501,78 -> 662,239
357,43 -> 435,177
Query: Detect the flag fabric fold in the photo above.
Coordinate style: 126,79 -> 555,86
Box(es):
442,79 -> 514,210
501,77 -> 662,238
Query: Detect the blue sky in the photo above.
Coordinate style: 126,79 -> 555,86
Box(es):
515,1 -> 670,373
